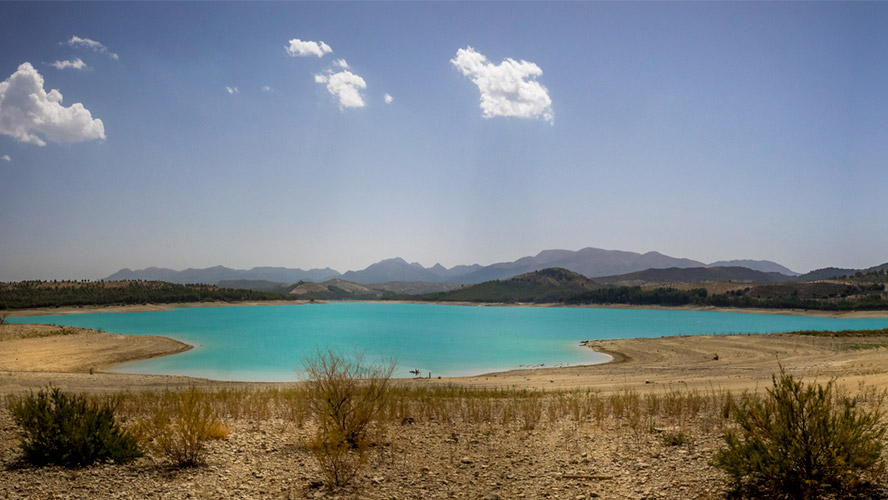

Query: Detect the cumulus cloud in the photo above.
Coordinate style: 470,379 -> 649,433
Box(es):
50,58 -> 88,70
0,62 -> 106,146
1,154 -> 10,161
384,93 -> 393,104
451,46 -> 553,124
315,69 -> 366,110
334,58 -> 349,69
285,39 -> 332,58
65,36 -> 119,60
225,86 -> 239,95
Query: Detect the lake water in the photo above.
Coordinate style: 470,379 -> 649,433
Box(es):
11,303 -> 888,381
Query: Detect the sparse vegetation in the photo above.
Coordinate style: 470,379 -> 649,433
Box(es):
302,350 -> 396,488
138,388 -> 225,467
713,369 -> 886,499
10,387 -> 142,467
6,370 -> 888,496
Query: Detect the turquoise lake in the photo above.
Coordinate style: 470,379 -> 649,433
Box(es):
11,303 -> 888,381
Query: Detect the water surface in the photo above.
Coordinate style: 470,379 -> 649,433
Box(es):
11,303 -> 888,381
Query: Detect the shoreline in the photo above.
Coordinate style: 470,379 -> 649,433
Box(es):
7,299 -> 888,319
4,321 -> 888,396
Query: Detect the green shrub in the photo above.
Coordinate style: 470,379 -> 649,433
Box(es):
139,388 -> 222,467
10,387 -> 142,467
713,369 -> 886,499
303,350 -> 395,488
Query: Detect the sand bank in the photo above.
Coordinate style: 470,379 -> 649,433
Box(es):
0,323 -> 219,394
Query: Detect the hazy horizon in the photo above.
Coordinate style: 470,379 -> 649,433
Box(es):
2,3 -> 886,281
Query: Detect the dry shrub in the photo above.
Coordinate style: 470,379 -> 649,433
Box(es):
139,388 -> 224,467
205,420 -> 230,440
303,350 -> 395,488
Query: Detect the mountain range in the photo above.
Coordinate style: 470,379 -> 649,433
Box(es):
105,247 -> 802,285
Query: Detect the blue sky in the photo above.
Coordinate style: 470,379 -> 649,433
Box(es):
1,2 -> 886,281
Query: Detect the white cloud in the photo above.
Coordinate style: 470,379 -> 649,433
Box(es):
451,46 -> 553,124
225,86 -> 239,95
334,58 -> 349,69
50,58 -> 88,71
285,39 -> 332,58
262,85 -> 273,92
0,154 -> 10,161
65,36 -> 119,60
384,93 -> 393,104
0,62 -> 106,146
315,69 -> 366,110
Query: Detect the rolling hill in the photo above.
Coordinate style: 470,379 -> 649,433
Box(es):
594,266 -> 791,285
417,268 -> 603,303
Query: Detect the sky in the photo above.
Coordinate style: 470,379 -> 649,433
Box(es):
1,2 -> 886,281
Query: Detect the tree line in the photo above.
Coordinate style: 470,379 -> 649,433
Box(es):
563,285 -> 888,311
0,280 -> 286,310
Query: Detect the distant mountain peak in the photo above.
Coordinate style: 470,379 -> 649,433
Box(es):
105,247 -> 802,289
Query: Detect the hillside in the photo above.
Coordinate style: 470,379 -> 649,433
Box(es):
594,266 -> 791,286
707,259 -> 799,276
106,266 -> 340,284
288,279 -> 390,300
415,266 -> 888,311
417,268 -> 602,303
798,263 -> 888,282
286,279 -> 458,300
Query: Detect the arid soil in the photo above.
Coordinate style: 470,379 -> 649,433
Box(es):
0,407 -> 732,500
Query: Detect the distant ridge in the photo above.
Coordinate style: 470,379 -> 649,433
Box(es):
707,260 -> 799,276
106,266 -> 340,284
594,266 -> 791,285
105,247 -> 803,286
797,262 -> 888,282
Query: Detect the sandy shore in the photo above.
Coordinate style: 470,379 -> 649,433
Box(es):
445,332 -> 888,394
0,323 -> 223,394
